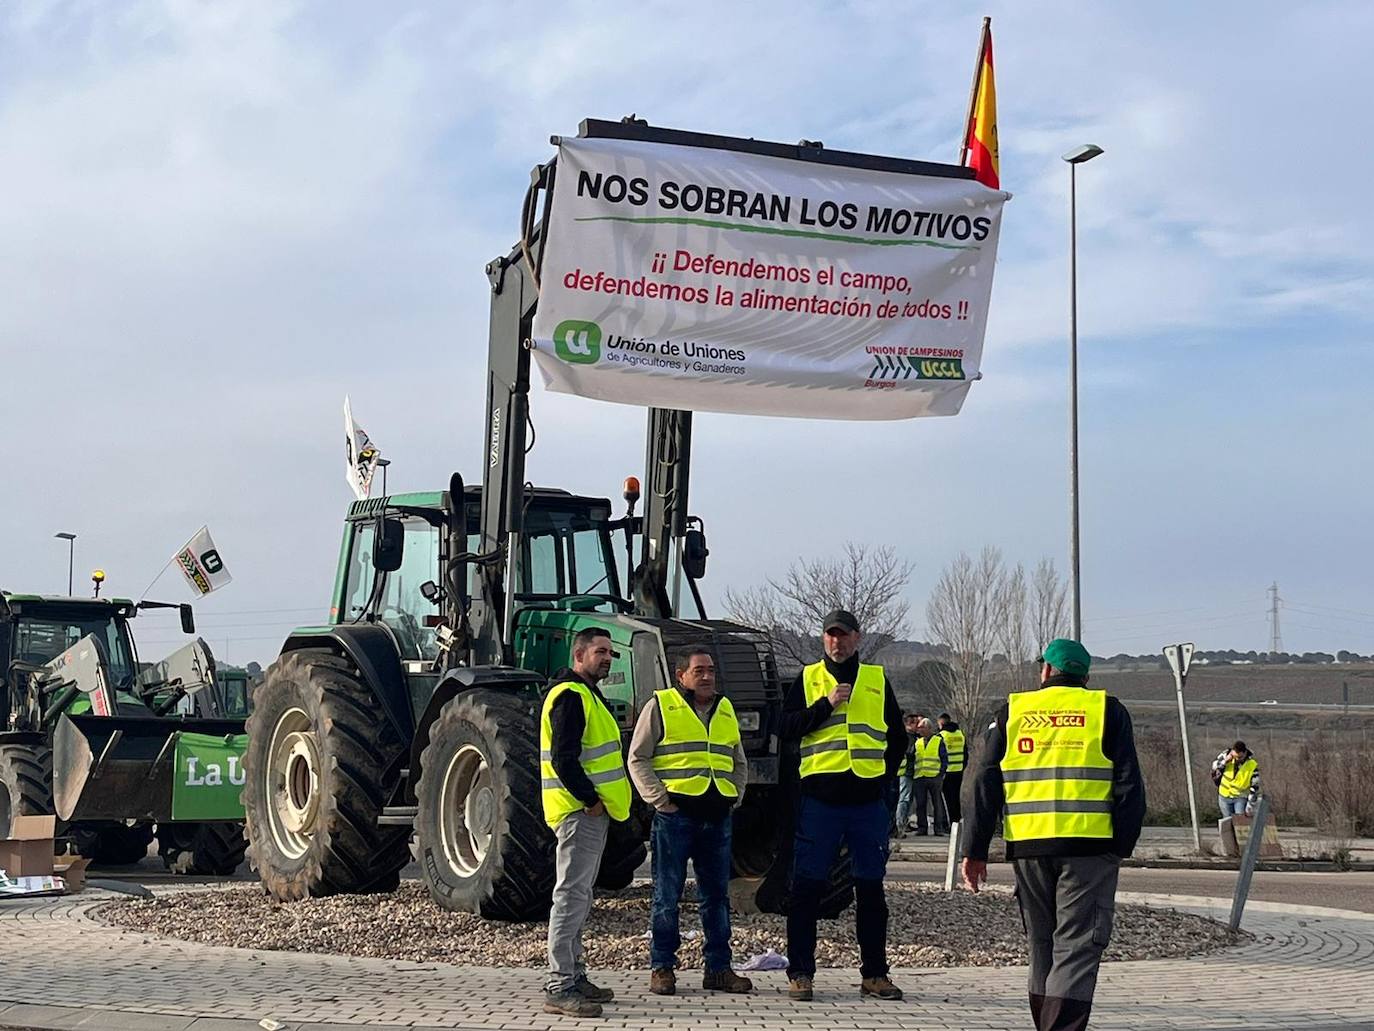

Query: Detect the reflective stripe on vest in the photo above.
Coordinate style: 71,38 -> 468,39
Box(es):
940,728 -> 966,773
914,735 -> 943,778
1000,686 -> 1113,842
650,689 -> 740,798
539,679 -> 631,829
800,662 -> 888,780
1219,757 -> 1258,798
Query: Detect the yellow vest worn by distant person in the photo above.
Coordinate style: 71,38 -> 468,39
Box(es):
1219,757 -> 1258,798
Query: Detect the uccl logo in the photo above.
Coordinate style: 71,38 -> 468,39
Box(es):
553,320 -> 602,364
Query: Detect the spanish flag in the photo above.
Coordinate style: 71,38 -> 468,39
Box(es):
961,18 -> 999,189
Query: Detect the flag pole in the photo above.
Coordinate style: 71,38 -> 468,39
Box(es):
959,16 -> 992,167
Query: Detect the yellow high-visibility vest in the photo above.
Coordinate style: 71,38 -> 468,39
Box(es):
539,679 -> 630,829
914,735 -> 943,778
1000,685 -> 1113,842
1219,757 -> 1258,798
650,688 -> 740,798
800,662 -> 887,780
941,728 -> 966,773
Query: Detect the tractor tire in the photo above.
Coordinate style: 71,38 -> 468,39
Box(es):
242,649 -> 410,900
414,688 -> 555,920
595,841 -> 647,891
736,786 -> 854,919
68,822 -> 156,865
0,742 -> 53,836
157,822 -> 248,875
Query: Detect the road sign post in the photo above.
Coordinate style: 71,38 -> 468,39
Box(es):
1164,642 -> 1202,853
1228,794 -> 1270,932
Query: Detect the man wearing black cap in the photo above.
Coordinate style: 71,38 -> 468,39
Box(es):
961,638 -> 1146,1031
780,609 -> 907,1002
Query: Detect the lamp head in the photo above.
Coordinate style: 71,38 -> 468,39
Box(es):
1063,144 -> 1104,165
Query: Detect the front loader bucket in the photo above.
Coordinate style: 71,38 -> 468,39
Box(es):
53,713 -> 247,823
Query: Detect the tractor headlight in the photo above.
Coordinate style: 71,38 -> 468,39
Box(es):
736,711 -> 761,733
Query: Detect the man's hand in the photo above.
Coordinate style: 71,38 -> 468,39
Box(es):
828,682 -> 854,707
584,799 -> 606,817
659,802 -> 680,814
961,857 -> 987,893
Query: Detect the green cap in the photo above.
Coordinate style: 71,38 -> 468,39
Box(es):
1039,638 -> 1091,678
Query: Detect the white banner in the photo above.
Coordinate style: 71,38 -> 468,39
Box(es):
530,137 -> 1009,421
343,395 -> 381,501
174,526 -> 232,597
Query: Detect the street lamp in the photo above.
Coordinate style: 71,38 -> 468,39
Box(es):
1063,143 -> 1103,642
54,532 -> 76,596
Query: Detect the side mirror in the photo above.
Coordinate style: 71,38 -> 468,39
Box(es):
373,518 -> 405,573
179,604 -> 196,634
682,528 -> 709,580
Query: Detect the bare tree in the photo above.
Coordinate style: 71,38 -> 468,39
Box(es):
995,563 -> 1037,693
723,543 -> 912,669
924,547 -> 1006,724
1030,558 -> 1070,657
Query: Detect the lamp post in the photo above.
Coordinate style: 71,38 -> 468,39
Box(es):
1062,143 -> 1103,641
54,532 -> 76,596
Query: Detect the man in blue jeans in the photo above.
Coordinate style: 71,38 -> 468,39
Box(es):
781,609 -> 908,1001
627,648 -> 753,995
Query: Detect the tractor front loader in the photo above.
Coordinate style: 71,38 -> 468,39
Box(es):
0,590 -> 248,874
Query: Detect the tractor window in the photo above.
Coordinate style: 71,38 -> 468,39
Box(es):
12,616 -> 136,690
343,518 -> 441,661
572,528 -> 613,595
525,533 -> 563,596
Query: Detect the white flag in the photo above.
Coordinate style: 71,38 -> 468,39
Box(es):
344,395 -> 381,501
174,526 -> 232,597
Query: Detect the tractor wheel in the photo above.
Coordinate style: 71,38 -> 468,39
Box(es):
595,816 -> 647,890
0,742 -> 53,836
157,822 -> 248,875
68,822 -> 156,865
242,649 -> 410,900
414,688 -> 555,920
734,786 -> 854,919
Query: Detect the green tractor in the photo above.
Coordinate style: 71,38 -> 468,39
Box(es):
0,590 -> 248,874
242,118 -> 973,917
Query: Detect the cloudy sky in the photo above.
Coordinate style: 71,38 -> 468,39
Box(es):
4,1 -> 1371,664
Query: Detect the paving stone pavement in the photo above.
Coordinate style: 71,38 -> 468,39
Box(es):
1,887 -> 1372,1031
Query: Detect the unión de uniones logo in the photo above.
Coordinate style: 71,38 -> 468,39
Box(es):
553,320 -> 603,364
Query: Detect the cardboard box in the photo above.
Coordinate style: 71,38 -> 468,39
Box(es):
53,853 -> 91,893
0,815 -> 56,877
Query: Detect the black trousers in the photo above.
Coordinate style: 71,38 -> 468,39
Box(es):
942,770 -> 964,824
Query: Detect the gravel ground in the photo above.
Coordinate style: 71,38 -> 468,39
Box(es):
98,881 -> 1241,970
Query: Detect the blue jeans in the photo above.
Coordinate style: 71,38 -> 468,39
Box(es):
1219,795 -> 1251,818
650,809 -> 733,972
895,775 -> 914,830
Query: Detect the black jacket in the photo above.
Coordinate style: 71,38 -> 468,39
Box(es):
780,654 -> 907,805
546,667 -> 611,808
964,675 -> 1147,861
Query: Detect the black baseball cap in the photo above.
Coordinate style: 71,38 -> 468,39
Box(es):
822,609 -> 860,634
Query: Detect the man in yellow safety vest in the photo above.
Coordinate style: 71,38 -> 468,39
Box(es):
961,638 -> 1146,1031
1211,741 -> 1260,818
539,627 -> 631,1018
938,712 -> 967,827
910,717 -> 949,836
781,609 -> 907,1002
627,647 -> 753,996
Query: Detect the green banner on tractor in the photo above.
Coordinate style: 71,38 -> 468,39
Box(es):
171,732 -> 249,820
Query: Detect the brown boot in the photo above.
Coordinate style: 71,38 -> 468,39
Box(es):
543,989 -> 602,1017
703,969 -> 754,993
788,975 -> 814,1001
860,976 -> 904,1000
650,968 -> 676,995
